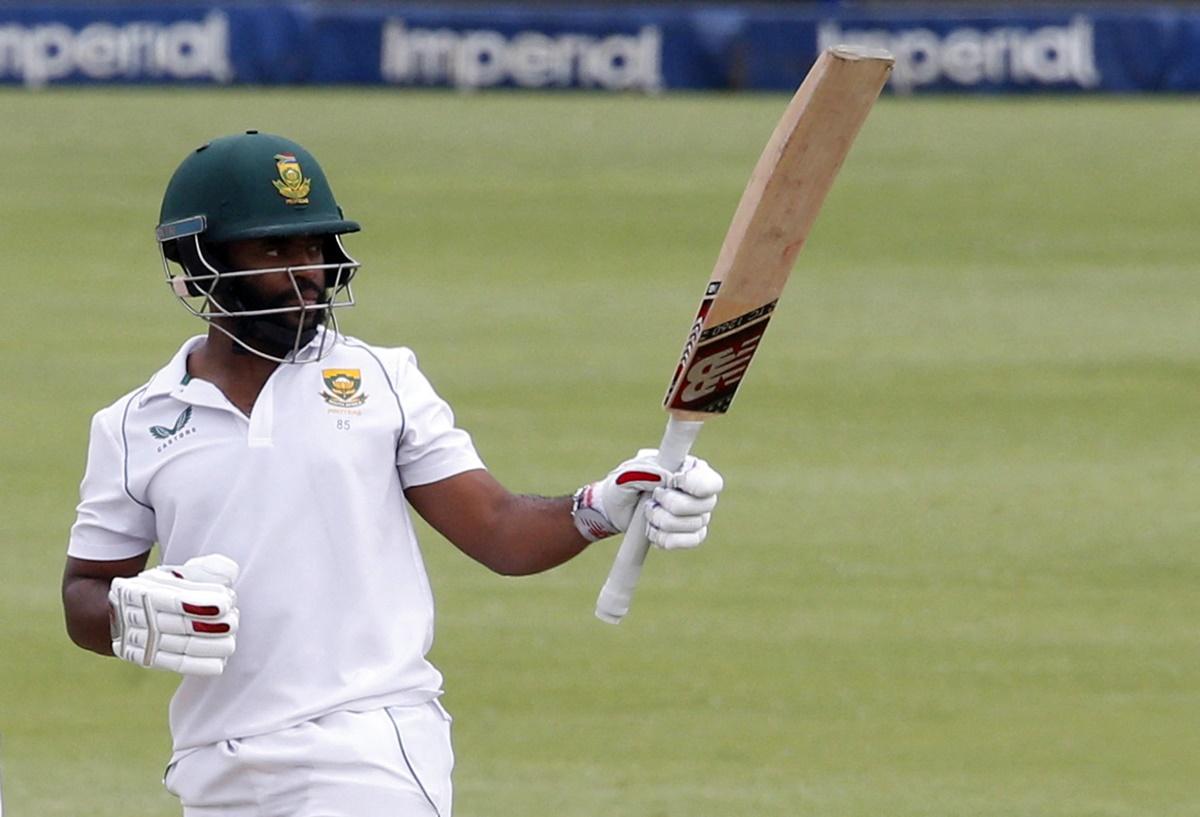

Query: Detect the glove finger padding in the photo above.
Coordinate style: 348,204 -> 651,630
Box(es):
651,486 -> 719,517
125,629 -> 236,659
645,502 -> 710,534
671,456 -> 724,497
144,583 -> 237,620
116,644 -> 229,676
120,604 -> 239,637
109,553 -> 240,676
643,455 -> 723,550
645,499 -> 711,549
647,522 -> 709,551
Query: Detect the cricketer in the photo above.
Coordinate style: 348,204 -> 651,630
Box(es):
60,131 -> 724,816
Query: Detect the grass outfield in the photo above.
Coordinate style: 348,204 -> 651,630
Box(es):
1,88 -> 1197,816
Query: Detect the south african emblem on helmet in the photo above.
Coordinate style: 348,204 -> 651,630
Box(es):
272,152 -> 311,205
321,369 -> 368,407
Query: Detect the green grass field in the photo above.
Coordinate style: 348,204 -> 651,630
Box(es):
1,88 -> 1197,816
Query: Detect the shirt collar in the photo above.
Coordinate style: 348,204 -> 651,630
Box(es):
291,325 -> 339,363
137,329 -> 340,407
140,335 -> 208,406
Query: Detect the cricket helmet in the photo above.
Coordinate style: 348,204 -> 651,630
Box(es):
155,130 -> 362,362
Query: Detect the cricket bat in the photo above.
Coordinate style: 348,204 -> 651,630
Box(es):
595,45 -> 894,624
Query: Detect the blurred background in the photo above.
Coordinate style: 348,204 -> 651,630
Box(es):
1,1 -> 1197,816
3,0 -> 1200,93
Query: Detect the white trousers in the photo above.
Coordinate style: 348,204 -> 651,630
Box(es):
164,701 -> 454,817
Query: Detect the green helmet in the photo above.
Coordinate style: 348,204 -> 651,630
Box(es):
155,130 -> 362,362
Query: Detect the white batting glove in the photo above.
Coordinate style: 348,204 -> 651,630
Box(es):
573,450 -> 724,549
108,554 -> 240,677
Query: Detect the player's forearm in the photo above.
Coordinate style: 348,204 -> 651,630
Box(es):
62,576 -> 116,656
479,493 -> 591,576
406,471 -> 593,576
62,553 -> 150,656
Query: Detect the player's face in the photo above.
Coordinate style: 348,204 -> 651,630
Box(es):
223,235 -> 329,329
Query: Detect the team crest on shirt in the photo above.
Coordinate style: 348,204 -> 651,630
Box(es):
320,369 -> 368,408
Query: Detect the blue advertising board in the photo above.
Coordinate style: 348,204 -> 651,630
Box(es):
1,3 -> 1198,93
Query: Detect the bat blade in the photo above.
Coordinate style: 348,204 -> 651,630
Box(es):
664,45 -> 894,418
596,45 -> 893,624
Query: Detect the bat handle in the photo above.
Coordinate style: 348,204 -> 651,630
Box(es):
595,416 -> 705,624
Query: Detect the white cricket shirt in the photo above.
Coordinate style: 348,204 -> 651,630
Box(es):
68,330 -> 485,757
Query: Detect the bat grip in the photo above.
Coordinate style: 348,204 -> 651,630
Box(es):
595,416 -> 704,624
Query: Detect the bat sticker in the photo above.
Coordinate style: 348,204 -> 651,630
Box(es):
662,295 -> 715,406
666,317 -> 773,413
699,300 -> 777,342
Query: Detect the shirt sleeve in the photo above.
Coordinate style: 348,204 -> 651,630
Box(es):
67,407 -> 156,561
393,350 -> 486,489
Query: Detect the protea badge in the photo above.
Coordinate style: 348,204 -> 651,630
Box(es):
272,153 -> 311,204
321,369 -> 368,407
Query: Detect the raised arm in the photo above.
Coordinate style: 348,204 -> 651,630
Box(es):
405,470 -> 585,576
404,453 -> 723,577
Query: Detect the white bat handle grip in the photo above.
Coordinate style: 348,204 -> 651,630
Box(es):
595,416 -> 705,624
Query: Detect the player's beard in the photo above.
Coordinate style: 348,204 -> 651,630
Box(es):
225,277 -> 331,359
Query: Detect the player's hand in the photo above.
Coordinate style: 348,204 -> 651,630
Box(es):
108,554 -> 240,677
573,450 -> 724,549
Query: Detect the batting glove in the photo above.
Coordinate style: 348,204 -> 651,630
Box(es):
573,450 -> 724,549
108,554 -> 240,677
